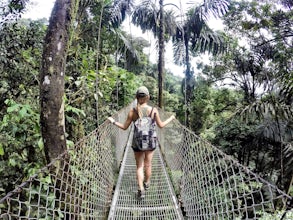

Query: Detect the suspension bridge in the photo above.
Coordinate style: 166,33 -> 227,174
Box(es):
0,103 -> 292,219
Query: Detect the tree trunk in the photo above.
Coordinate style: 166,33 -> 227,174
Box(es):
95,2 -> 105,127
158,0 -> 165,108
40,0 -> 76,163
184,32 -> 192,127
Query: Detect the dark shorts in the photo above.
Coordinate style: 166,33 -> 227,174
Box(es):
132,146 -> 156,152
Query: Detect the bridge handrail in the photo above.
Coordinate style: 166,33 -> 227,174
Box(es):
0,102 -> 133,219
156,107 -> 292,219
0,102 -> 292,219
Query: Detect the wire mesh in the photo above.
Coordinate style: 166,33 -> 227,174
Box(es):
0,104 -> 132,219
157,109 -> 292,219
0,103 -> 292,219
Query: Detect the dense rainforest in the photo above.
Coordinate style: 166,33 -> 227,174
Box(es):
0,0 -> 292,204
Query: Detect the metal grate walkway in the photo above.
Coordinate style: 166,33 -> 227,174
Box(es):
108,129 -> 184,219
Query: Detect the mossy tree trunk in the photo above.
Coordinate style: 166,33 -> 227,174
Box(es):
40,0 -> 77,163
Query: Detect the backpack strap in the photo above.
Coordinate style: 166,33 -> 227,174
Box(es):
149,107 -> 157,123
133,107 -> 137,114
148,107 -> 154,117
133,107 -> 138,120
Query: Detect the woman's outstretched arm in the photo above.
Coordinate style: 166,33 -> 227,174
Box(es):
153,108 -> 175,128
107,109 -> 134,130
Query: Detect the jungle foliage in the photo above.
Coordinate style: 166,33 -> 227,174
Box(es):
0,0 -> 292,201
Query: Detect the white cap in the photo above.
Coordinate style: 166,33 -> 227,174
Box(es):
136,86 -> 149,96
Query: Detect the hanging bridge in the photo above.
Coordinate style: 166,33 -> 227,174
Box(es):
0,103 -> 292,219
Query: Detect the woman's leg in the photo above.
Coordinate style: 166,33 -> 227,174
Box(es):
144,150 -> 155,184
134,151 -> 145,191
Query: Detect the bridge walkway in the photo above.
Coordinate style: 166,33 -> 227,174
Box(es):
108,128 -> 183,219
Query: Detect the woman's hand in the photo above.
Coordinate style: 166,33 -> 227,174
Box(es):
107,117 -> 115,124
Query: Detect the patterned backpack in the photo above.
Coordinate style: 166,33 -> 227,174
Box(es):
132,107 -> 158,151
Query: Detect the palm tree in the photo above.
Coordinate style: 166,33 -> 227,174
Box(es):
158,0 -> 164,108
131,0 -> 178,108
173,0 -> 230,126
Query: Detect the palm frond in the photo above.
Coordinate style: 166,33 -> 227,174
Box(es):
106,0 -> 134,28
164,9 -> 178,38
131,0 -> 178,39
186,7 -> 204,38
256,119 -> 288,142
234,99 -> 293,123
279,74 -> 293,103
171,0 -> 231,60
172,38 -> 186,65
113,29 -> 140,62
283,142 -> 293,174
131,0 -> 159,35
203,0 -> 230,19
191,25 -> 226,55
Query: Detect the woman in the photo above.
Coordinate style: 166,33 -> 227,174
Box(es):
108,86 -> 175,199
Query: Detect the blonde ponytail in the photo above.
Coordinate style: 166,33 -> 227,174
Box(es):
136,102 -> 143,118
135,89 -> 149,118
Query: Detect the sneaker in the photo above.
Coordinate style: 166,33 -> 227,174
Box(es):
143,182 -> 150,190
138,189 -> 145,200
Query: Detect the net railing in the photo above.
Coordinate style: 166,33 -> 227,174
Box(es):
0,103 -> 292,219
0,103 -> 133,219
156,109 -> 292,219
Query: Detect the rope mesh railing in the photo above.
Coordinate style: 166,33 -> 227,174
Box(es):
0,103 -> 133,219
0,103 -> 292,219
156,108 -> 292,219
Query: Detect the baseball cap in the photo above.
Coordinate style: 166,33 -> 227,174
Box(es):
136,86 -> 149,96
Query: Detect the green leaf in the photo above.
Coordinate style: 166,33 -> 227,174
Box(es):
0,144 -> 4,156
7,103 -> 20,113
75,80 -> 82,87
19,106 -> 29,118
38,138 -> 44,150
65,105 -> 86,117
9,158 -> 17,167
87,70 -> 96,80
66,140 -> 75,148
